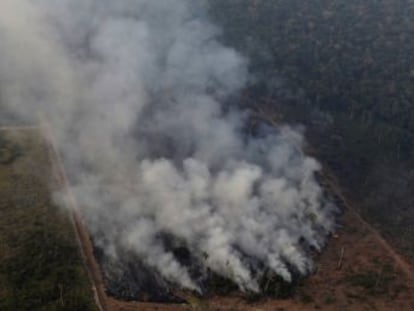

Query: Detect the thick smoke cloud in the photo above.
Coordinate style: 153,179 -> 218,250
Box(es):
0,0 -> 337,292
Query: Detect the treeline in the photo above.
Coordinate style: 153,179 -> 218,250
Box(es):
207,0 -> 414,258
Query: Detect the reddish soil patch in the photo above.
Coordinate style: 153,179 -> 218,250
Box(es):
42,121 -> 414,311
103,180 -> 414,311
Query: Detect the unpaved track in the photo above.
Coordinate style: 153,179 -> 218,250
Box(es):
256,108 -> 414,282
40,121 -> 108,311
31,118 -> 414,310
323,169 -> 414,281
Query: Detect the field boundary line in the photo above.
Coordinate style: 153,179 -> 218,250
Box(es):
40,120 -> 108,311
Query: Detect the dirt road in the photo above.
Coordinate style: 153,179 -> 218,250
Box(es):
40,122 -> 108,311
36,118 -> 414,310
323,169 -> 414,281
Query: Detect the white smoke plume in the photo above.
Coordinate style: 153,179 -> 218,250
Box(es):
0,0 -> 337,293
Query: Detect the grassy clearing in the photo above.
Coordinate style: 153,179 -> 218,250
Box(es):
346,264 -> 398,297
0,130 -> 97,311
0,134 -> 23,165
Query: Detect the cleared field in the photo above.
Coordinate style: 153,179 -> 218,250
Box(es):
98,203 -> 414,311
0,129 -> 97,311
1,127 -> 413,311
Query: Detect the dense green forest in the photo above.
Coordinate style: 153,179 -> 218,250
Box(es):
207,0 -> 414,258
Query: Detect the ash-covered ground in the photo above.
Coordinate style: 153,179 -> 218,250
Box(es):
91,121 -> 339,303
1,0 -> 338,301
94,237 -> 310,302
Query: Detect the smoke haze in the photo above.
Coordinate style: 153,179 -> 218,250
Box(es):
0,0 -> 337,293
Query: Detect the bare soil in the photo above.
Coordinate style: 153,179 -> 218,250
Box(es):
41,122 -> 414,311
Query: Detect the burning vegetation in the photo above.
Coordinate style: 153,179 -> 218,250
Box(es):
0,0 -> 339,300
3,1 -> 414,310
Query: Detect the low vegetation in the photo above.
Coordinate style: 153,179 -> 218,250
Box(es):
207,0 -> 414,262
0,134 -> 22,165
0,131 -> 97,311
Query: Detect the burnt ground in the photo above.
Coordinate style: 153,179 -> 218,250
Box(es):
4,124 -> 412,311
42,116 -> 414,311
94,247 -> 187,303
92,203 -> 414,311
95,170 -> 414,311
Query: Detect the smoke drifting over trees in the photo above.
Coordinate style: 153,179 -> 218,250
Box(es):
0,0 -> 337,293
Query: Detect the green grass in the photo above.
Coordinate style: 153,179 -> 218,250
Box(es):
323,295 -> 336,305
297,291 -> 314,304
346,267 -> 396,297
0,131 -> 97,311
0,134 -> 23,165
